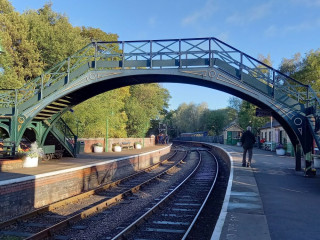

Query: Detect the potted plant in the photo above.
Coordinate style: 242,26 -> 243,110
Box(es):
18,142 -> 44,168
276,143 -> 286,156
113,143 -> 122,152
93,142 -> 103,153
135,142 -> 142,149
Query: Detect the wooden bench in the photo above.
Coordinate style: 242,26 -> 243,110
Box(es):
1,139 -> 14,157
121,142 -> 134,150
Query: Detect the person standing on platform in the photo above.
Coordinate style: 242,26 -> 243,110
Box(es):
240,126 -> 256,167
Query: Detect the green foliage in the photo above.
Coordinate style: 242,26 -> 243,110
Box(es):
80,27 -> 119,42
200,108 -> 236,135
24,4 -> 87,70
279,50 -> 320,91
168,102 -> 235,136
0,0 -> 44,88
238,101 -> 269,135
293,50 -> 320,91
0,1 -> 171,140
125,83 -> 170,137
63,87 -> 130,138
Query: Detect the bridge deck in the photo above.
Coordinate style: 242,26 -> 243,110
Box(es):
213,144 -> 320,240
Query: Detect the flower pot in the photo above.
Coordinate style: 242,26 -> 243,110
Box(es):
276,148 -> 286,156
113,146 -> 122,152
23,156 -> 39,168
135,144 -> 142,149
314,157 -> 320,168
94,146 -> 103,153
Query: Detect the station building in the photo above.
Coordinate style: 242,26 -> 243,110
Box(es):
223,122 -> 243,146
259,119 -> 294,156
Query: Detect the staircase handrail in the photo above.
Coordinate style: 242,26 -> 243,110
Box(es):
52,117 -> 77,156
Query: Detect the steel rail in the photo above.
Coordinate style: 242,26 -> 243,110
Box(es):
181,150 -> 219,239
0,151 -> 178,229
111,149 -> 218,240
21,150 -> 188,240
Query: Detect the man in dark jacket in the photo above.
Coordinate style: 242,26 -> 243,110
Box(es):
240,126 -> 256,167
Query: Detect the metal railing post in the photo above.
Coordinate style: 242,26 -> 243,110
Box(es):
209,38 -> 212,67
40,74 -> 44,100
122,41 -> 125,69
94,42 -> 97,70
240,53 -> 243,81
179,39 -> 182,68
67,57 -> 70,84
150,40 -> 152,69
272,70 -> 275,98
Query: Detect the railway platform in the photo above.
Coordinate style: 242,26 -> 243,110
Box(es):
213,145 -> 320,240
0,144 -> 172,221
0,145 -> 169,183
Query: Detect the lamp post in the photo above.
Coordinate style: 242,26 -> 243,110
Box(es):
106,117 -> 109,152
105,111 -> 113,152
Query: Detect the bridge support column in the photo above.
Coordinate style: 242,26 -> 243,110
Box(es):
9,118 -> 18,156
295,143 -> 301,171
304,152 -> 314,176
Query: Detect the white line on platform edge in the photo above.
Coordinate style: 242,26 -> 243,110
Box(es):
211,146 -> 234,240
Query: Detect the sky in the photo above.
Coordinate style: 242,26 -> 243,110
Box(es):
9,0 -> 320,110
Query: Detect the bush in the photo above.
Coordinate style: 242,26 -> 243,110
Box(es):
93,142 -> 102,147
276,143 -> 284,150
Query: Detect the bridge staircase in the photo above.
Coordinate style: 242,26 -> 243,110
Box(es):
48,118 -> 77,157
0,37 -> 319,158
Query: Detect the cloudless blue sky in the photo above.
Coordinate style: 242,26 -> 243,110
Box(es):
10,0 -> 320,110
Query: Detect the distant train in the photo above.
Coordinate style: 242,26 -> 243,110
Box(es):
180,131 -> 208,138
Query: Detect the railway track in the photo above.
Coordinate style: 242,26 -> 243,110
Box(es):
0,144 -> 226,240
0,150 -> 187,240
111,149 -> 218,240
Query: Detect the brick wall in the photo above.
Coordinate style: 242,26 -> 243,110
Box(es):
0,145 -> 170,221
78,137 -> 155,153
0,159 -> 23,171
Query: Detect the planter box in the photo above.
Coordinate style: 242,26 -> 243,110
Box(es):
135,144 -> 142,149
113,146 -> 122,152
276,148 -> 286,156
93,146 -> 103,153
314,157 -> 320,168
23,157 -> 39,168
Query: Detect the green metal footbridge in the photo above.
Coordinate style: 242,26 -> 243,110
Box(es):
0,37 -> 319,172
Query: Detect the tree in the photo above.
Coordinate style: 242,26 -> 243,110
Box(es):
0,0 -> 43,88
63,87 -> 130,138
278,50 -> 320,92
170,102 -> 208,134
125,83 -> 170,137
293,50 -> 320,91
238,101 -> 269,134
279,53 -> 302,76
24,4 -> 87,70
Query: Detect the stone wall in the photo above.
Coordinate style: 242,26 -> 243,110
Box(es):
0,145 -> 170,221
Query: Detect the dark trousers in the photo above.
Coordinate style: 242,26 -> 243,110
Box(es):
242,147 -> 253,165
